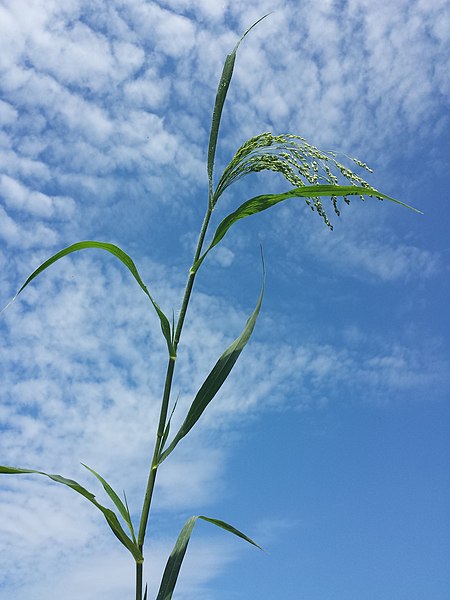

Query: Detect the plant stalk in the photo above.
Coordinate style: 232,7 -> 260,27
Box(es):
135,202 -> 214,599
136,561 -> 143,600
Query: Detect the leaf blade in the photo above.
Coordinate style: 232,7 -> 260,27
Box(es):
156,515 -> 261,600
81,463 -> 136,543
191,185 -> 422,272
198,516 -> 262,550
0,465 -> 143,562
3,240 -> 174,357
207,14 -> 271,188
159,269 -> 264,464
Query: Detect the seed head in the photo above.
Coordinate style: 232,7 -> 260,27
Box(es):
214,132 -> 379,228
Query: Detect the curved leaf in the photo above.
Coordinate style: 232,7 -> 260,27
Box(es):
207,14 -> 271,189
156,515 -> 261,600
3,240 -> 174,357
191,185 -> 422,273
0,465 -> 143,562
158,269 -> 264,464
81,463 -> 136,543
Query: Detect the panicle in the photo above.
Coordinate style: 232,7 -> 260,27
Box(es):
214,132 -> 377,228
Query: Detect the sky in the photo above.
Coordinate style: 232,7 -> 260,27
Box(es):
0,0 -> 449,599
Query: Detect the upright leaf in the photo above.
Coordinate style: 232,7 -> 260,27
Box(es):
81,463 -> 136,543
156,515 -> 261,600
191,185 -> 422,273
0,465 -> 143,562
159,271 -> 264,464
2,240 -> 175,357
160,395 -> 179,451
207,14 -> 271,191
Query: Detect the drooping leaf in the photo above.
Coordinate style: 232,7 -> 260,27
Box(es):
0,465 -> 143,563
81,463 -> 136,543
207,14 -> 271,191
3,241 -> 175,357
158,271 -> 264,464
191,185 -> 422,273
156,515 -> 261,600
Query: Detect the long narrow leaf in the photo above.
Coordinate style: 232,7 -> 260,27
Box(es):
156,515 -> 261,600
207,14 -> 271,187
81,463 -> 136,543
3,241 -> 175,357
191,185 -> 422,273
122,490 -> 135,543
161,395 -> 179,451
158,271 -> 264,464
0,465 -> 143,562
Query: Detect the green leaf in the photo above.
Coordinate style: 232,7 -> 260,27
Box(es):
143,584 -> 148,600
0,465 -> 143,563
3,240 -> 175,358
123,490 -> 134,538
191,185 -> 423,273
160,395 -> 179,452
81,463 -> 136,544
207,14 -> 271,190
156,515 -> 261,600
158,269 -> 264,464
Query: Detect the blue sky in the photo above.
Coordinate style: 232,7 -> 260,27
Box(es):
0,0 -> 449,599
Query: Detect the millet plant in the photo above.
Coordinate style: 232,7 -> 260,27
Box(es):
0,16 -> 420,600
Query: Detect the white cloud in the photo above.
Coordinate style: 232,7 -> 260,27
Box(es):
313,225 -> 438,283
0,205 -> 21,246
267,200 -> 439,283
210,245 -> 235,268
124,69 -> 171,109
155,0 -> 230,21
28,21 -> 114,89
0,207 -> 59,249
0,174 -> 76,219
0,148 -> 51,182
122,1 -> 197,58
0,99 -> 17,126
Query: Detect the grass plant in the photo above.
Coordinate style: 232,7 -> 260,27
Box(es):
0,15 -> 420,600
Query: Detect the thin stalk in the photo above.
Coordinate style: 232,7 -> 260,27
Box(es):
137,356 -> 175,548
136,561 -> 143,600
173,204 -> 214,347
135,201 -> 214,599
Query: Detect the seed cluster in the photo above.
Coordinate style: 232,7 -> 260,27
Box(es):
214,132 -> 376,228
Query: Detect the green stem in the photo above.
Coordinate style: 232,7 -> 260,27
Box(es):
137,356 -> 175,548
174,205 -> 213,347
135,202 -> 214,600
136,561 -> 143,600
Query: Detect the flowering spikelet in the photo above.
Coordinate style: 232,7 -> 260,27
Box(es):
214,132 -> 375,228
